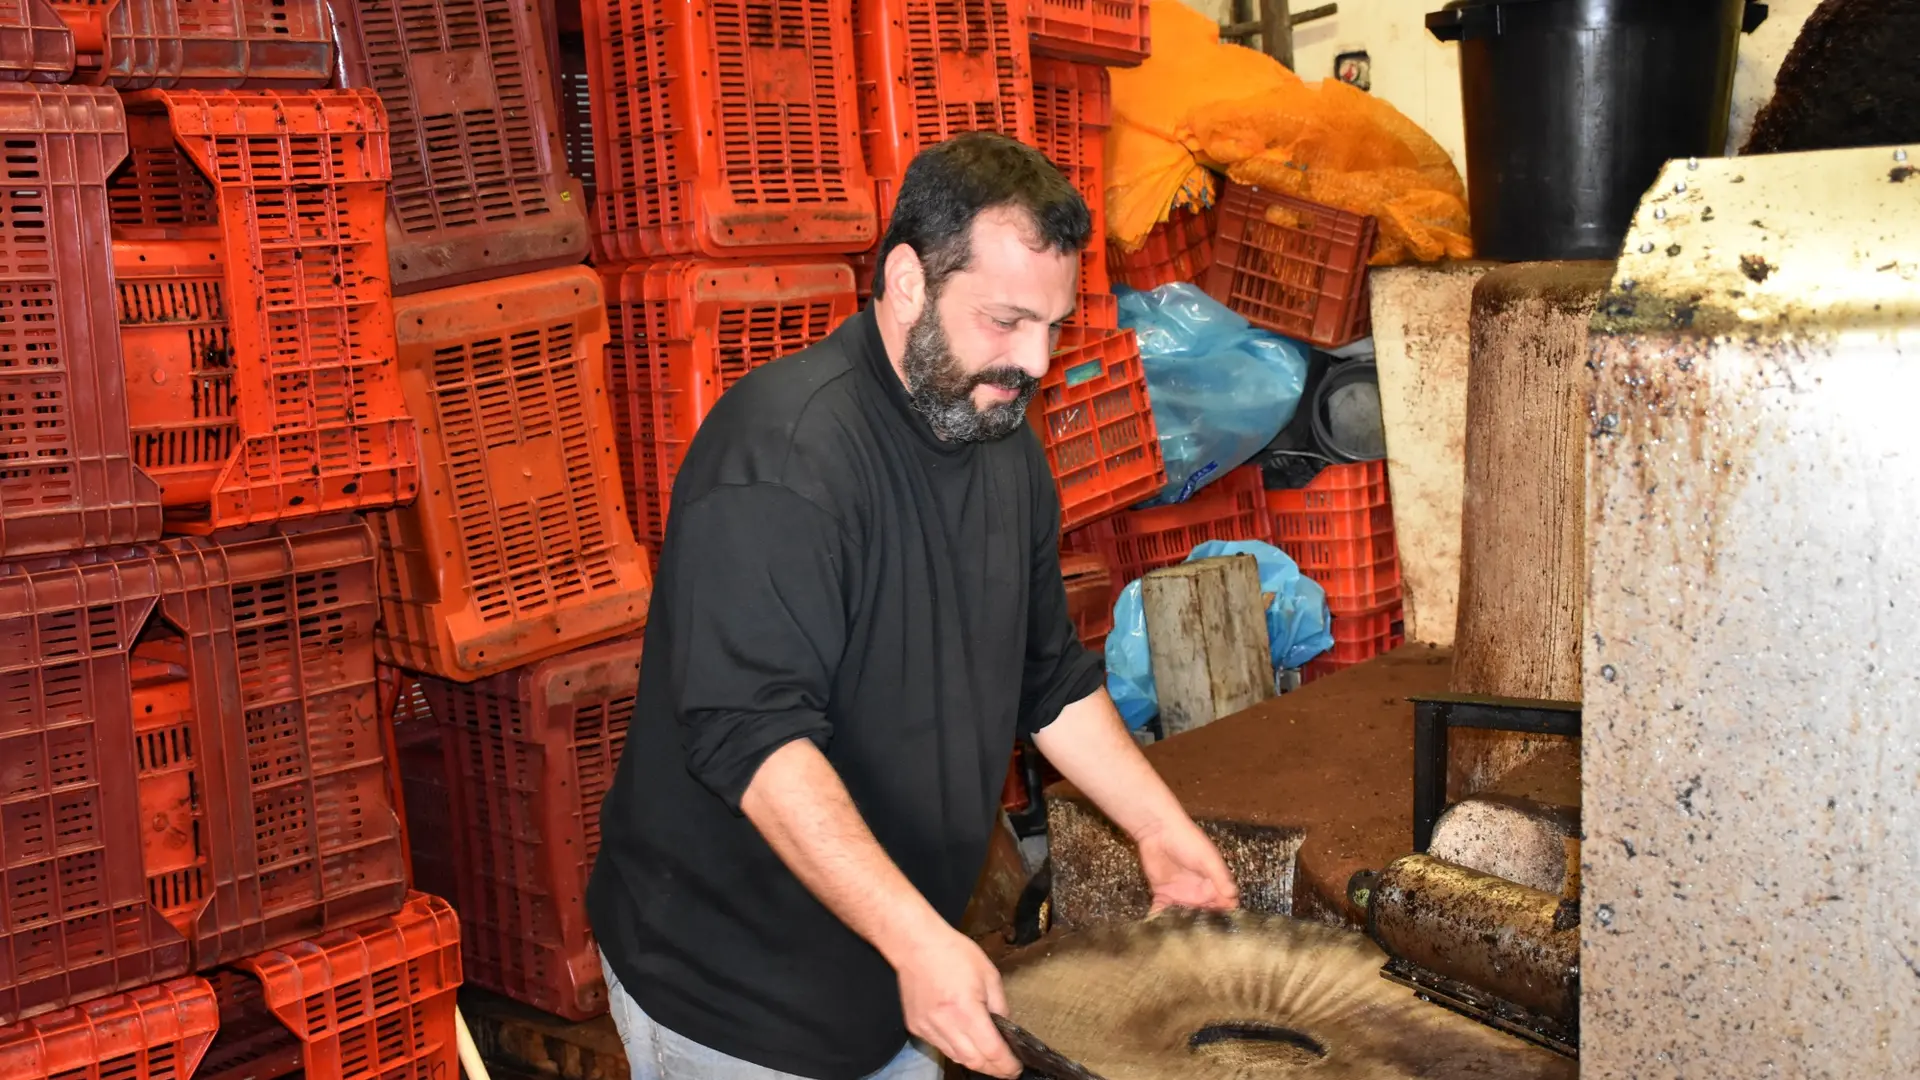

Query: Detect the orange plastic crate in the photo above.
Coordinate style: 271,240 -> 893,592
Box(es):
584,0 -> 876,259
1110,202 -> 1215,292
108,89 -> 421,533
1268,461 -> 1401,614
0,976 -> 217,1080
233,892 -> 461,1080
370,266 -> 651,681
407,637 -> 640,1019
1068,464 -> 1271,587
603,259 -> 857,551
1060,548 -> 1112,649
855,0 -> 1034,229
1033,326 -> 1164,533
0,553 -> 187,1024
1027,0 -> 1148,66
51,0 -> 332,88
1301,603 -> 1403,683
0,86 -> 163,558
1030,57 -> 1113,327
334,0 -> 590,293
0,0 -> 73,81
1205,181 -> 1376,350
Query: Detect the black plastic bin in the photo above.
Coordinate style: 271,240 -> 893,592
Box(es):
1429,0 -> 1768,262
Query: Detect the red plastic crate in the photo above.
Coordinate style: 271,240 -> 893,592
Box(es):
194,970 -> 301,1080
0,976 -> 216,1080
108,89 -> 421,533
334,0 -> 590,293
1060,548 -> 1111,650
603,259 -> 857,551
1032,326 -> 1164,533
0,551 -> 187,1024
1205,181 -> 1376,350
0,0 -> 72,81
0,86 -> 164,558
1301,603 -> 1403,683
584,0 -> 876,259
855,0 -> 1035,229
1110,202 -> 1214,292
1268,461 -> 1401,614
370,266 -> 652,682
235,892 -> 461,1080
1069,464 -> 1271,587
1030,57 -> 1112,327
409,637 -> 639,1019
51,0 -> 333,88
0,519 -> 408,1023
1027,0 -> 1148,66
133,519 -> 410,969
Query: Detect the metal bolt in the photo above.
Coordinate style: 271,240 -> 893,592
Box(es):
1620,278 -> 1636,292
1687,157 -> 1700,170
1654,207 -> 1667,220
1898,149 -> 1910,163
1596,904 -> 1614,928
1600,414 -> 1618,432
1639,241 -> 1655,254
1674,179 -> 1688,193
1602,664 -> 1617,681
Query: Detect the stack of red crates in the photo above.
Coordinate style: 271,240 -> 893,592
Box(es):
581,0 -> 870,561
0,5 -> 471,1060
0,0 -> 664,1067
1268,461 -> 1405,682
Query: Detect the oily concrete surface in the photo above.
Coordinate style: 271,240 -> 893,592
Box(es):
1584,149 -> 1920,1076
1049,644 -> 1451,930
1371,261 -> 1496,647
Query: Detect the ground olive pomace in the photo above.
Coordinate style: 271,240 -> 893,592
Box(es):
1742,0 -> 1920,155
999,909 -> 1575,1080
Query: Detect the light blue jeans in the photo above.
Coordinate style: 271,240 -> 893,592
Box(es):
599,951 -> 942,1080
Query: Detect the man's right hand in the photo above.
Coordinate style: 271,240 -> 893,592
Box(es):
893,926 -> 1021,1078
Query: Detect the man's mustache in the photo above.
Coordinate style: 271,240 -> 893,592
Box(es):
970,366 -> 1038,394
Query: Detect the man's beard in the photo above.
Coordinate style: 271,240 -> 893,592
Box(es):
902,302 -> 1039,443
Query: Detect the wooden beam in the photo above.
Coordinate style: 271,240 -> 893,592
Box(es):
1262,0 -> 1293,68
1221,2 -> 1335,47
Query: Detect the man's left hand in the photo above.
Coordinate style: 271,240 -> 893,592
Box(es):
1136,820 -> 1239,913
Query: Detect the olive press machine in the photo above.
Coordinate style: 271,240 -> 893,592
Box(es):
1349,694 -> 1583,1059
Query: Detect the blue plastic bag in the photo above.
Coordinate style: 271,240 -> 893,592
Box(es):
1104,540 -> 1335,730
1118,284 -> 1311,504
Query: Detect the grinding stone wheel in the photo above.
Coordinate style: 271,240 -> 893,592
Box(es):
1000,909 -> 1575,1080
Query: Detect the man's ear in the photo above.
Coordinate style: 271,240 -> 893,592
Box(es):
882,244 -> 928,327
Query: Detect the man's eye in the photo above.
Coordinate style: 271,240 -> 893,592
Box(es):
992,318 -> 1019,331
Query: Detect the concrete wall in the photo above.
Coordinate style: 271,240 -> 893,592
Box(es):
1173,0 -> 1823,171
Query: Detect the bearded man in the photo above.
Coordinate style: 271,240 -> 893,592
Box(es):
588,132 -> 1238,1080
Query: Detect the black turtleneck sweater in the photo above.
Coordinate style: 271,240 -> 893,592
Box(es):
586,306 -> 1104,1080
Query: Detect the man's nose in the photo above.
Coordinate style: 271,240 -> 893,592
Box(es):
1014,323 -> 1055,381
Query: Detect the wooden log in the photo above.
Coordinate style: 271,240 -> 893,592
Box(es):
1141,554 -> 1273,737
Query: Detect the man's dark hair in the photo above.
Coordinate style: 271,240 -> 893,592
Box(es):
872,132 -> 1093,301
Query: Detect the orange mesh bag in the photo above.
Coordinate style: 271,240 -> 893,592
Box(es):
1108,5 -> 1469,266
